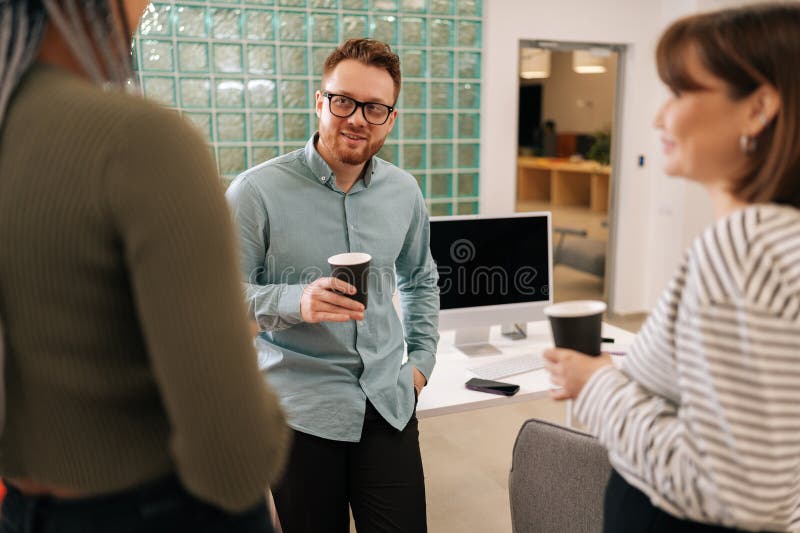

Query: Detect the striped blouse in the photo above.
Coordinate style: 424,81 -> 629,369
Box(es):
575,204 -> 800,532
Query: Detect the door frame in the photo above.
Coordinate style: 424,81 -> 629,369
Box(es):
516,39 -> 627,313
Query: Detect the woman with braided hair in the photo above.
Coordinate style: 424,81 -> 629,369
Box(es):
0,1 -> 288,531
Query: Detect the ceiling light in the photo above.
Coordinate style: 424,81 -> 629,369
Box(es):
573,49 -> 608,74
520,48 -> 551,79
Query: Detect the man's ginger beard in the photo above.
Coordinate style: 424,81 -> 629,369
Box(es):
318,124 -> 388,166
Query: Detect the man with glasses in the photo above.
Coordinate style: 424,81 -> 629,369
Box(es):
226,39 -> 439,533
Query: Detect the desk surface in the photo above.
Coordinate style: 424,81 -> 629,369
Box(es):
517,156 -> 611,174
416,320 -> 635,418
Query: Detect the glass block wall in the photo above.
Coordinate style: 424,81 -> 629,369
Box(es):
134,0 -> 482,215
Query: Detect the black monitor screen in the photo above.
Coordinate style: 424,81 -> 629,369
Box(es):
429,216 -> 550,310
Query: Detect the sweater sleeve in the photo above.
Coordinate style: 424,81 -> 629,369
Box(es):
104,106 -> 288,512
575,217 -> 800,531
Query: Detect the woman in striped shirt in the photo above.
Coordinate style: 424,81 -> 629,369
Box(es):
544,4 -> 800,532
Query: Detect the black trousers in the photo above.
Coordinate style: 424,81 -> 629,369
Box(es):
603,469 -> 769,533
0,475 -> 273,533
272,400 -> 426,533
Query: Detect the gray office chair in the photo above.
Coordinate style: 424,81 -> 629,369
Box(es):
509,419 -> 611,533
553,227 -> 606,279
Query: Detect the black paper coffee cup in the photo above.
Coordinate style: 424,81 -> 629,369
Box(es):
328,252 -> 371,309
544,300 -> 607,356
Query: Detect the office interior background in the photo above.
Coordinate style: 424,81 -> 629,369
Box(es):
131,0 -> 777,530
516,44 -> 619,304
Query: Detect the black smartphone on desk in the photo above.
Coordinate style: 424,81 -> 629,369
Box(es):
465,378 -> 520,396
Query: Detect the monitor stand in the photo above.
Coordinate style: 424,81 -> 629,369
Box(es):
501,322 -> 528,340
453,322 -> 529,356
453,327 -> 501,356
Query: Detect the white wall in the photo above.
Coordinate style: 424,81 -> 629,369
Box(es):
539,51 -> 617,134
699,0 -> 789,10
642,0 -> 715,305
480,0 -> 714,313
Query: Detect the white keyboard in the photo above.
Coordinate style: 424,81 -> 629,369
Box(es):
468,353 -> 545,380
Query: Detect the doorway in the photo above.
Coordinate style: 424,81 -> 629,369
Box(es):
516,40 -> 624,308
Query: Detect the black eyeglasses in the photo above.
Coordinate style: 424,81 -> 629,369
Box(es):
322,91 -> 395,126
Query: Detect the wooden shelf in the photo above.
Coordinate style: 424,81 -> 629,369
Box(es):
517,157 -> 611,212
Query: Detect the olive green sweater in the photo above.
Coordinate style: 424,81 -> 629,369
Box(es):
0,64 -> 288,512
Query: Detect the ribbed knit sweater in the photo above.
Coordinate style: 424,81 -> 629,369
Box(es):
576,204 -> 800,531
0,64 -> 288,512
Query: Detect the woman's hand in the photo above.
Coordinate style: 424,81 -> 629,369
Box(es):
543,348 -> 613,401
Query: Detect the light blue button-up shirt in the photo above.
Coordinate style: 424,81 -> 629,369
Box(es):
225,134 -> 439,442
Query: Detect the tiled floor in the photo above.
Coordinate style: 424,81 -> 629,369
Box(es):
420,399 -> 568,532
517,201 -> 610,243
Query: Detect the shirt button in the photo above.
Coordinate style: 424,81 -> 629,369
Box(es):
319,176 -> 327,182
358,321 -> 365,327
350,224 -> 356,229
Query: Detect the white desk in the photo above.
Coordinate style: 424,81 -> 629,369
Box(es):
416,320 -> 635,418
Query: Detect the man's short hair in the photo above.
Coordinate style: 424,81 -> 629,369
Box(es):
323,38 -> 402,102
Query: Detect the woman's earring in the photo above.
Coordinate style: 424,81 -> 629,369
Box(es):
740,134 -> 756,154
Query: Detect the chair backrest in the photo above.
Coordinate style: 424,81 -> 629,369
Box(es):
509,419 -> 611,533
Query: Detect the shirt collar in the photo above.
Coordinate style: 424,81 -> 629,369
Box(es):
304,133 -> 376,189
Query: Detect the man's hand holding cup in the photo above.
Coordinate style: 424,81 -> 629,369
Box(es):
300,277 -> 365,323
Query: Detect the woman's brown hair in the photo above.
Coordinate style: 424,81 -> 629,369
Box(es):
657,3 -> 800,208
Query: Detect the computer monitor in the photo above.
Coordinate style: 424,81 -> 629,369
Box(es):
429,212 -> 552,355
